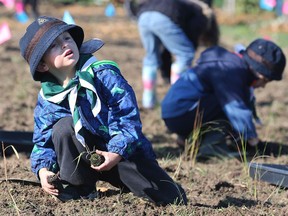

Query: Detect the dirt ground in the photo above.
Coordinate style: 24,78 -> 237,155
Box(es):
1,2 -> 288,215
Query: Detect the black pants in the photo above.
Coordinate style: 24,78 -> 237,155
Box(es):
52,117 -> 187,205
164,94 -> 228,138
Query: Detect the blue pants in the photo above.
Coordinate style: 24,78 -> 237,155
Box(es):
138,11 -> 195,108
138,11 -> 194,70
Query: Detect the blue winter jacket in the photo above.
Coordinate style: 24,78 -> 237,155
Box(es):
31,58 -> 156,176
161,46 -> 258,140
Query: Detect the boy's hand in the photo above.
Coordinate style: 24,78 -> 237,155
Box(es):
90,150 -> 122,172
38,168 -> 59,196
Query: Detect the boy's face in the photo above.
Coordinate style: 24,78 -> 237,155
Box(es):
251,72 -> 270,89
41,31 -> 80,75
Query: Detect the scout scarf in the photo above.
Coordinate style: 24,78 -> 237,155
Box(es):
40,55 -> 114,147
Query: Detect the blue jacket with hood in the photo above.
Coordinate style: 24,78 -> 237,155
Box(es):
31,56 -> 156,176
161,46 -> 258,140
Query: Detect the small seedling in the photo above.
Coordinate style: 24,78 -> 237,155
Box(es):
184,105 -> 224,167
88,152 -> 105,167
72,146 -> 105,177
184,105 -> 203,166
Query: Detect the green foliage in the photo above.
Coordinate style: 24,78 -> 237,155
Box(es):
238,0 -> 261,13
214,0 -> 261,14
213,0 -> 224,7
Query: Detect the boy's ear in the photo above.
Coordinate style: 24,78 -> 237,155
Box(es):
36,61 -> 49,72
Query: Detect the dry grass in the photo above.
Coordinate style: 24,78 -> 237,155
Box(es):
1,2 -> 288,215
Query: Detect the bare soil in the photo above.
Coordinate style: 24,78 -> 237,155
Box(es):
1,2 -> 288,215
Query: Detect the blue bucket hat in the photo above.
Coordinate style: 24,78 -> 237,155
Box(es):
242,38 -> 286,81
19,16 -> 104,81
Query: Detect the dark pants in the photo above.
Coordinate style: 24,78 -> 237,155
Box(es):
52,117 -> 187,205
164,94 -> 228,138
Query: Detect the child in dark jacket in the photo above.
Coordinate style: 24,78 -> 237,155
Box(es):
19,16 -> 187,205
161,39 -> 286,149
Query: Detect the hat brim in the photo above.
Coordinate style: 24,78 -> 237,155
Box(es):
242,52 -> 281,81
80,38 -> 104,54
